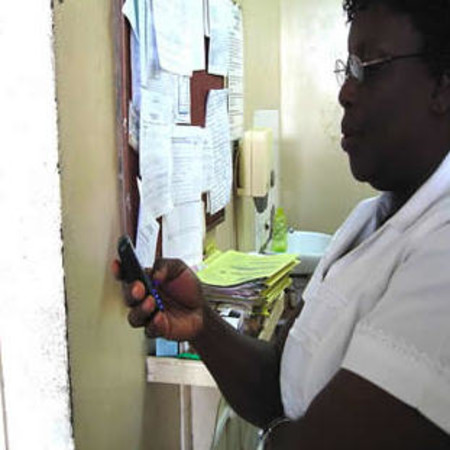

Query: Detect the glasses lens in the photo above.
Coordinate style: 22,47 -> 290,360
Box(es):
334,59 -> 347,86
348,55 -> 363,83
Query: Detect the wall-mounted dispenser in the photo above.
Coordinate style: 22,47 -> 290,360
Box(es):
235,118 -> 278,253
237,128 -> 273,199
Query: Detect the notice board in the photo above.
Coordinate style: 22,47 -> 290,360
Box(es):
113,0 -> 228,251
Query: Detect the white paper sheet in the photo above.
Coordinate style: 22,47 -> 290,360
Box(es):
130,30 -> 142,110
201,129 -> 214,194
175,76 -> 191,124
208,0 -> 232,76
203,0 -> 211,37
162,201 -> 204,267
123,0 -> 142,149
123,0 -> 142,109
228,4 -> 244,140
139,100 -> 173,218
205,89 -> 232,214
128,102 -> 139,150
171,125 -> 204,205
142,72 -> 177,125
139,0 -> 160,86
189,0 -> 207,71
152,0 -> 193,76
136,202 -> 160,268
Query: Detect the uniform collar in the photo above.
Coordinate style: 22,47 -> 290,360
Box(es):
378,151 -> 450,231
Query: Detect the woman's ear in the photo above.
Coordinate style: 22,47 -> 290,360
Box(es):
431,73 -> 450,115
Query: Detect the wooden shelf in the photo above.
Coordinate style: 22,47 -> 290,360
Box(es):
146,293 -> 285,387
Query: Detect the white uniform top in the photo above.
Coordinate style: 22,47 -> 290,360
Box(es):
280,151 -> 450,434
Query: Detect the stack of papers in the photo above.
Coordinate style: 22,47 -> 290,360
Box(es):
197,250 -> 300,326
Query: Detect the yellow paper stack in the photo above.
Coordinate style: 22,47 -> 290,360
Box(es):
197,250 -> 300,322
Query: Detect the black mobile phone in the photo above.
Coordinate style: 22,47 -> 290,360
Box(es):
117,235 -> 164,312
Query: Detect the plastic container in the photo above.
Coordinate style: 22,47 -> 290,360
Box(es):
271,207 -> 288,252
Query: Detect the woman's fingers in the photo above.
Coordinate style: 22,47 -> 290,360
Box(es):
127,295 -> 157,327
111,259 -> 122,280
152,258 -> 187,284
144,313 -> 168,339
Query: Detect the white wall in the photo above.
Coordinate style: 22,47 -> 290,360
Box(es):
0,1 -> 74,449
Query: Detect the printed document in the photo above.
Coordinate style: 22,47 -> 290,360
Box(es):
162,201 -> 204,267
189,0 -> 207,71
208,0 -> 232,76
228,4 -> 244,140
139,0 -> 159,86
175,76 -> 191,124
152,0 -> 193,76
139,101 -> 173,218
171,125 -> 204,205
136,202 -> 160,268
122,0 -> 142,109
202,129 -> 214,194
142,72 -> 177,124
205,89 -> 232,214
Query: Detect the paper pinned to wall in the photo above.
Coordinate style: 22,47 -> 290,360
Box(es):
138,0 -> 160,86
175,76 -> 191,124
208,0 -> 232,76
162,201 -> 205,267
123,0 -> 142,149
139,104 -> 173,218
136,182 -> 160,268
128,101 -> 139,150
171,125 -> 204,205
228,3 -> 244,140
142,71 -> 177,125
122,0 -> 142,109
203,0 -> 210,37
201,129 -> 214,194
189,0 -> 207,71
205,89 -> 232,214
152,0 -> 193,76
122,0 -> 138,33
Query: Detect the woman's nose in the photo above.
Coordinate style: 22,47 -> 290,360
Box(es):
338,76 -> 358,109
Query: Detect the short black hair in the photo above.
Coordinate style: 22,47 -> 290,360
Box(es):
342,0 -> 450,79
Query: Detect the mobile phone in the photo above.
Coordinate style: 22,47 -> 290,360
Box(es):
117,235 -> 164,312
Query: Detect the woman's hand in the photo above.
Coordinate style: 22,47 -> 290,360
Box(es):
112,258 -> 205,341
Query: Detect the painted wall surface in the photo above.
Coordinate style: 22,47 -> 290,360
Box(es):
238,0 -> 373,245
280,0 -> 375,233
236,0 -> 281,251
53,0 -> 151,448
242,0 -> 281,129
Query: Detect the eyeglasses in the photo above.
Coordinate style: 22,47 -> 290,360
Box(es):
334,53 -> 424,86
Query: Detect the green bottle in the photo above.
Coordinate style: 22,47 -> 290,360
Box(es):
271,207 -> 288,252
